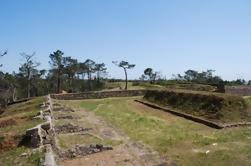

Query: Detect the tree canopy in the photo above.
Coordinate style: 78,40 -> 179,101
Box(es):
19,52 -> 40,98
112,61 -> 135,90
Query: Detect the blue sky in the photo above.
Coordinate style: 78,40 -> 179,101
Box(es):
0,0 -> 251,80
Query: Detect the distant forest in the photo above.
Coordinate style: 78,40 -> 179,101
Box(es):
0,49 -> 250,106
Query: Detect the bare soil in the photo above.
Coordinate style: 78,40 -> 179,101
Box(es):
0,132 -> 21,152
0,118 -> 16,128
0,117 -> 26,151
0,116 -> 28,128
0,139 -> 17,152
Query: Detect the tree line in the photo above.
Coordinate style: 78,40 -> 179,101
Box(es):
0,49 -> 135,106
0,49 -> 250,107
140,68 -> 251,86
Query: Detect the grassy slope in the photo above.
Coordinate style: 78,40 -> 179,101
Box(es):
65,97 -> 251,166
105,81 -> 166,90
105,81 -> 216,92
244,96 -> 251,108
0,97 -> 44,166
164,83 -> 216,92
144,90 -> 251,123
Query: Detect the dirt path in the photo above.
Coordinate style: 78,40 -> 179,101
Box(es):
54,101 -> 171,166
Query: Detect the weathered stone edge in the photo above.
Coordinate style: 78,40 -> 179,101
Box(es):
25,95 -> 57,166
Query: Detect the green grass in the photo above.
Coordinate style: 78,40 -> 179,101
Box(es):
105,81 -> 216,92
1,118 -> 44,135
0,97 -> 44,118
0,97 -> 44,135
132,81 -> 216,92
65,97 -> 251,166
244,96 -> 251,108
163,83 -> 216,92
105,81 -> 165,90
0,147 -> 42,166
0,97 -> 45,166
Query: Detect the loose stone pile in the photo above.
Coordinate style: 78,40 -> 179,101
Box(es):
55,123 -> 92,134
59,144 -> 113,159
54,115 -> 75,120
53,107 -> 75,112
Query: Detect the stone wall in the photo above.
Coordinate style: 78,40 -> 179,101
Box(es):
225,86 -> 251,96
50,90 -> 146,100
23,95 -> 57,166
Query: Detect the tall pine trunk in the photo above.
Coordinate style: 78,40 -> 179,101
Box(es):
88,71 -> 92,91
27,68 -> 31,98
123,68 -> 128,90
57,70 -> 60,93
